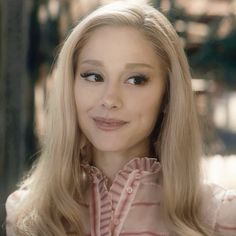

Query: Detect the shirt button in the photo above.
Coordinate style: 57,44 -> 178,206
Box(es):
113,218 -> 120,226
126,186 -> 133,194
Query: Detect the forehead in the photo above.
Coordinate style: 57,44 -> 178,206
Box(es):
78,26 -> 163,67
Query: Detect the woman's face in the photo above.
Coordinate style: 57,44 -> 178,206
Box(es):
74,26 -> 166,155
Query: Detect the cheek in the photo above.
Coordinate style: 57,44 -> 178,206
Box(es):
74,89 -> 90,127
74,83 -> 97,113
136,93 -> 164,129
74,94 -> 91,131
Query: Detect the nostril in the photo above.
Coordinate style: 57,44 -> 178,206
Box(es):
101,93 -> 122,110
101,83 -> 122,109
102,101 -> 118,109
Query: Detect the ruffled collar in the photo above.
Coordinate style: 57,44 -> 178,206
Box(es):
81,156 -> 161,182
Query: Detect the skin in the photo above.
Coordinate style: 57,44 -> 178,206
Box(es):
74,26 -> 166,182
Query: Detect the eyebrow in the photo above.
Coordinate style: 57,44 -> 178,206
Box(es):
80,59 -> 154,69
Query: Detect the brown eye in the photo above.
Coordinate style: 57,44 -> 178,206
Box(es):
127,75 -> 149,85
80,72 -> 104,82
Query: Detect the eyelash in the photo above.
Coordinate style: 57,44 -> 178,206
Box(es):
129,75 -> 149,85
80,72 -> 149,85
80,72 -> 103,82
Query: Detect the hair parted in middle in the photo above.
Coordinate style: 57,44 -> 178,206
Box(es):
13,2 -> 209,236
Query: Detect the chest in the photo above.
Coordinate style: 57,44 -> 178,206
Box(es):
79,176 -> 169,236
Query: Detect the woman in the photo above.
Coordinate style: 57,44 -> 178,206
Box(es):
6,1 -> 236,236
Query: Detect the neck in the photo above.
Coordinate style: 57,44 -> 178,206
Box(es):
92,141 -> 150,183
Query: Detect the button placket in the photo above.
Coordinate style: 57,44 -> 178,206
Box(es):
113,218 -> 120,226
134,172 -> 141,185
112,176 -> 139,235
135,172 -> 141,180
126,186 -> 133,194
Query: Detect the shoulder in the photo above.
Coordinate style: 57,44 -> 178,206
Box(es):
214,186 -> 236,235
5,188 -> 29,236
202,183 -> 236,236
6,188 -> 28,217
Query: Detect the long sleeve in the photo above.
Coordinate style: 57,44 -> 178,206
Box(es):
214,188 -> 236,236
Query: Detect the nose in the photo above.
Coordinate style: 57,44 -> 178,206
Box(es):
100,83 -> 123,110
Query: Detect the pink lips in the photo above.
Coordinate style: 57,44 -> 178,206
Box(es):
93,117 -> 128,131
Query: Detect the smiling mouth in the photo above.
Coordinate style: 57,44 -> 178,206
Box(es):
93,117 -> 128,131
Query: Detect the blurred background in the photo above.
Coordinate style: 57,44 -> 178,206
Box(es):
1,0 -> 236,234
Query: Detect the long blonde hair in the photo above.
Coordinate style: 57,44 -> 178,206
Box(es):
13,1 -> 209,235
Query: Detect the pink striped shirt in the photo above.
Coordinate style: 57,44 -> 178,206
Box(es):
5,157 -> 236,236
